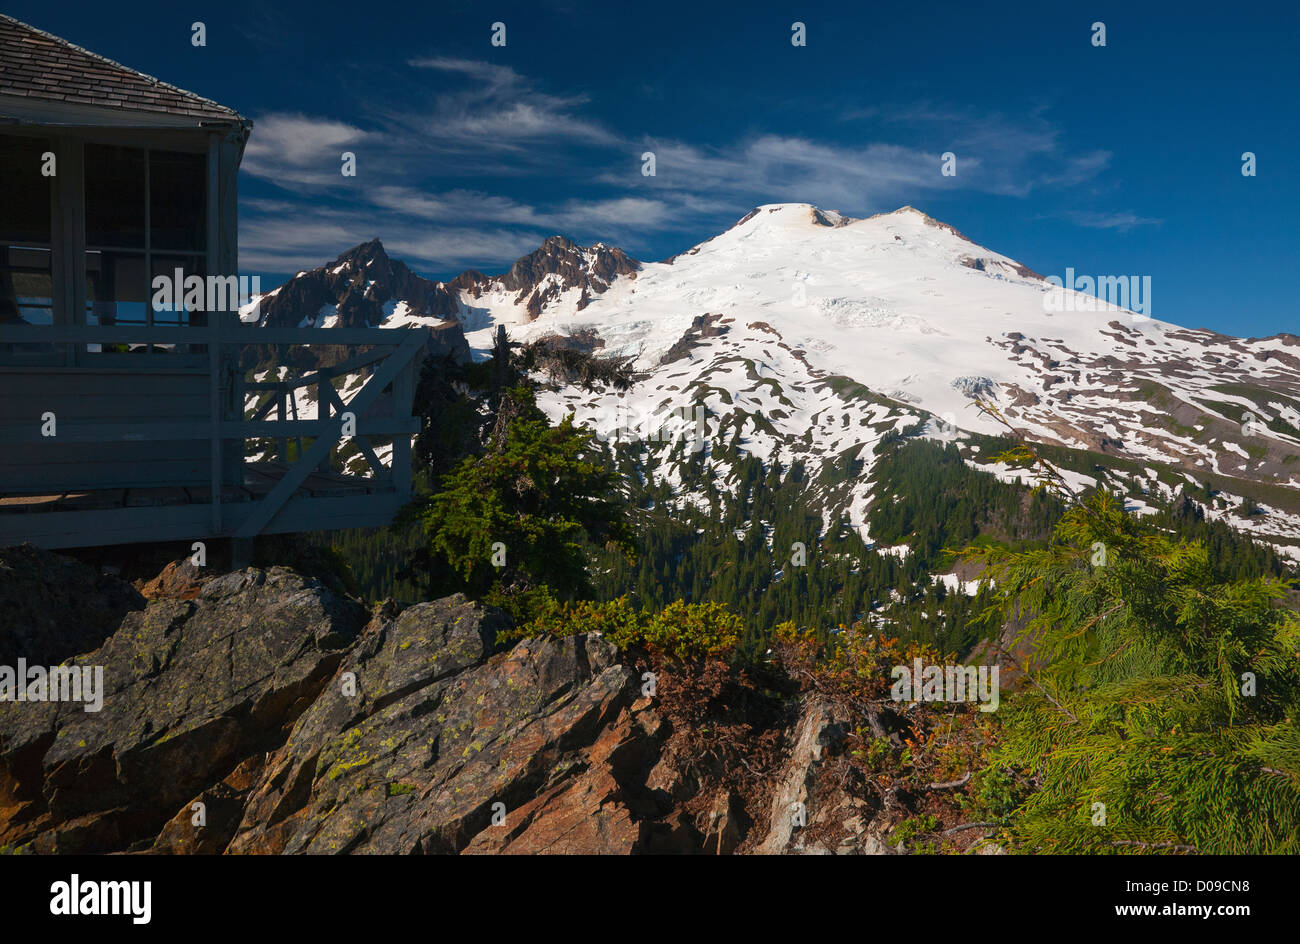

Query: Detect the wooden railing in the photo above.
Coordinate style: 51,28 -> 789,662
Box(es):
0,321 -> 424,539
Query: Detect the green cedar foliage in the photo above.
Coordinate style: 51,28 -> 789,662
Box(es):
961,403 -> 1300,854
962,492 -> 1300,853
415,386 -> 635,603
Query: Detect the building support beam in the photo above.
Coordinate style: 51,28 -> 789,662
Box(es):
230,536 -> 253,569
207,132 -> 223,535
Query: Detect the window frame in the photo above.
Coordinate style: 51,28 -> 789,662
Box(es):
0,126 -> 215,366
83,139 -> 209,336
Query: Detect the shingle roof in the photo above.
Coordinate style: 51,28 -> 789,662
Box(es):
0,14 -> 244,122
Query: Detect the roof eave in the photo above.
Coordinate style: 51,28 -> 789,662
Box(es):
0,94 -> 243,130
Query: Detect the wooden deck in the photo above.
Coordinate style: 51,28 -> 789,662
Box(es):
0,461 -> 376,513
0,462 -> 408,550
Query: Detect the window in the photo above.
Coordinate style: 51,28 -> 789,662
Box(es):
6,246 -> 56,326
84,142 -> 206,334
84,143 -> 146,249
0,134 -> 53,328
0,135 -> 56,357
85,249 -> 146,327
150,150 -> 206,252
1,135 -> 210,360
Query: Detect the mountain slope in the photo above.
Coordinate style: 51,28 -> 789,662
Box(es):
246,204 -> 1300,556
509,204 -> 1300,554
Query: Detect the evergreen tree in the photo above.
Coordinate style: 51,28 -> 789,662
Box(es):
415,387 -> 634,603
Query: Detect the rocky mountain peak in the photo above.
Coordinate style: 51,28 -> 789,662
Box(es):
256,233 -> 643,335
498,234 -> 639,296
257,238 -> 462,332
332,237 -> 389,268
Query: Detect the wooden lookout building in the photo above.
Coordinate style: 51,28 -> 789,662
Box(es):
0,15 -> 424,558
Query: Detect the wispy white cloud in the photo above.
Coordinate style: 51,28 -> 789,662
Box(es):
239,200 -> 544,272
241,113 -> 376,188
406,57 -> 522,93
856,101 -> 1113,197
364,186 -> 676,233
548,197 -> 674,232
1062,210 -> 1162,231
365,187 -> 541,226
238,59 -> 1130,275
406,55 -> 616,149
598,136 -> 953,212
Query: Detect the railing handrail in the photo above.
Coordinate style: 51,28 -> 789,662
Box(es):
0,417 -> 421,444
0,324 -> 422,346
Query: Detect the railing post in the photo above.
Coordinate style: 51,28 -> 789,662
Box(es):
208,310 -> 223,534
276,382 -> 288,463
225,358 -> 244,486
318,375 -> 331,472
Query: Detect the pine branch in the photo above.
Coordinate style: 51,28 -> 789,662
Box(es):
1261,766 -> 1299,781
944,821 -> 998,835
925,771 -> 971,790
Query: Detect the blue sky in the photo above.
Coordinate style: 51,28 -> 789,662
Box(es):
16,0 -> 1299,336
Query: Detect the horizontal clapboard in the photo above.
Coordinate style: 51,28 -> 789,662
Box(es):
0,366 -> 215,492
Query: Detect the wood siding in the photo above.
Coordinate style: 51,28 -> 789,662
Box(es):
0,366 -> 212,492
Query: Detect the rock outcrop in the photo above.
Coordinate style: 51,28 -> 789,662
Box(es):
0,553 -> 989,854
0,565 -> 365,853
0,544 -> 143,667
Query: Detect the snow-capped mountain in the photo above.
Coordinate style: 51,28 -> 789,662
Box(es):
247,203 -> 1300,555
